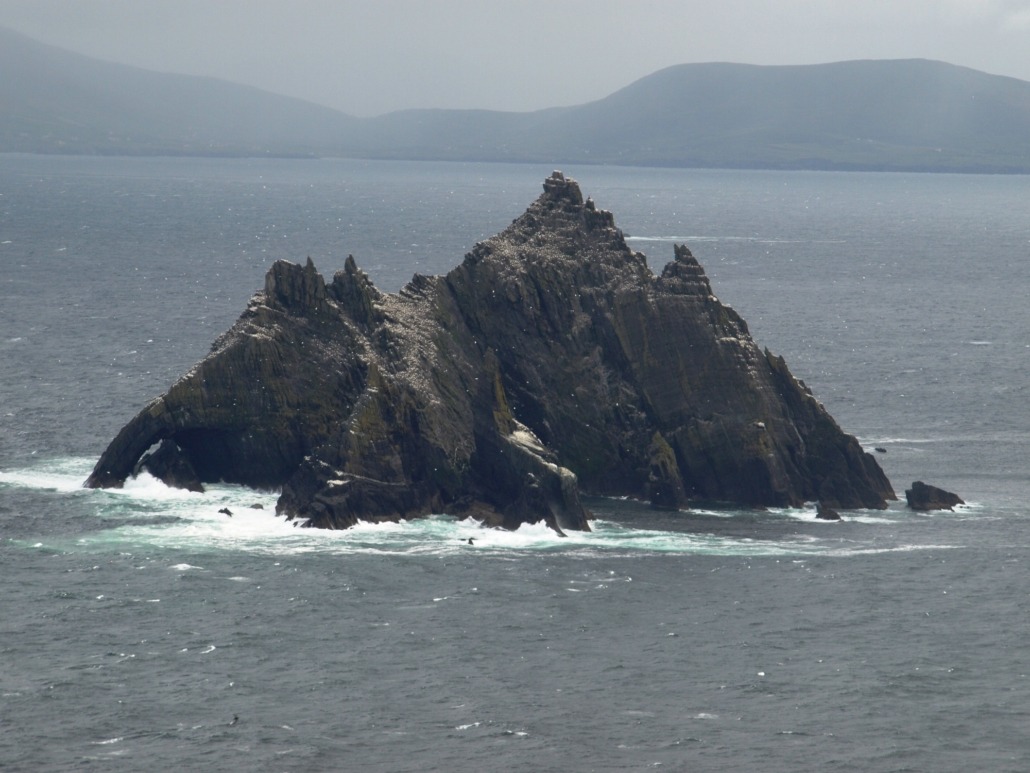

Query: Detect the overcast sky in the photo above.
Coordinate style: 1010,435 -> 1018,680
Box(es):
2,0 -> 1029,116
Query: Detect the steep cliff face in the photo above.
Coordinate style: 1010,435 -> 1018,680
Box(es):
86,172 -> 895,531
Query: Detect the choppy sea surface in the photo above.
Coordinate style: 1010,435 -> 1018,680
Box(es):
2,155 -> 1029,771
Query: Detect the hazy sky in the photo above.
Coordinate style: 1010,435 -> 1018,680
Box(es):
2,0 -> 1029,116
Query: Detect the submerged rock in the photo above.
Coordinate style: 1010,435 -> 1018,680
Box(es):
816,503 -> 842,521
86,172 -> 895,532
905,481 -> 965,511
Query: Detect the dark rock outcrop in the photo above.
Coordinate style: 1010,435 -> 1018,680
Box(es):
906,481 -> 965,511
132,438 -> 204,493
816,503 -> 842,521
86,172 -> 895,531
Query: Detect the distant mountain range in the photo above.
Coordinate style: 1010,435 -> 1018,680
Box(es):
4,26 -> 1030,172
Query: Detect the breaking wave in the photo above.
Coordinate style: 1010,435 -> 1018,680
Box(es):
2,456 -> 964,559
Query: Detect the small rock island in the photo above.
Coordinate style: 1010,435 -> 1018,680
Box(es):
905,481 -> 965,511
86,172 -> 895,532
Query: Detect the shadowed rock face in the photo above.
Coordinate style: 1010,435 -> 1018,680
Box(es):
905,481 -> 964,511
86,172 -> 895,532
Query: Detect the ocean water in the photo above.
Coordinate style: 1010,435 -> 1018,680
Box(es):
2,155 -> 1029,771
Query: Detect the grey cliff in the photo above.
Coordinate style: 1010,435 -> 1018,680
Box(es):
86,172 -> 896,532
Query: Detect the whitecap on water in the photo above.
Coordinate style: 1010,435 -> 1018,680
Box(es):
846,513 -> 898,525
625,235 -> 843,245
861,436 -> 946,447
822,543 -> 962,557
0,456 -> 95,493
117,472 -> 206,501
3,456 -> 967,558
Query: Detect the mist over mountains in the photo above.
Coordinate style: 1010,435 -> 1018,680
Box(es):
4,26 -> 1030,172
0,27 -> 357,157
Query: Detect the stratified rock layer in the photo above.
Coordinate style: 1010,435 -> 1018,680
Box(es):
86,172 -> 895,531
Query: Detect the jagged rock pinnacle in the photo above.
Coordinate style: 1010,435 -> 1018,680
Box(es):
542,170 -> 584,204
86,174 -> 895,530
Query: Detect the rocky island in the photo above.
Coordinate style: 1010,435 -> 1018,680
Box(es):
86,172 -> 895,532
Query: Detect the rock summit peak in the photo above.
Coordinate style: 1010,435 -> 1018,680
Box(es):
87,176 -> 895,532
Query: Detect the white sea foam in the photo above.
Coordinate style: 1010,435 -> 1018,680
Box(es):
2,456 -> 966,558
847,513 -> 899,525
765,504 -> 899,525
626,235 -> 844,245
0,457 -> 94,493
77,501 -> 834,557
822,543 -> 961,557
117,472 -> 205,500
860,434 -> 932,444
